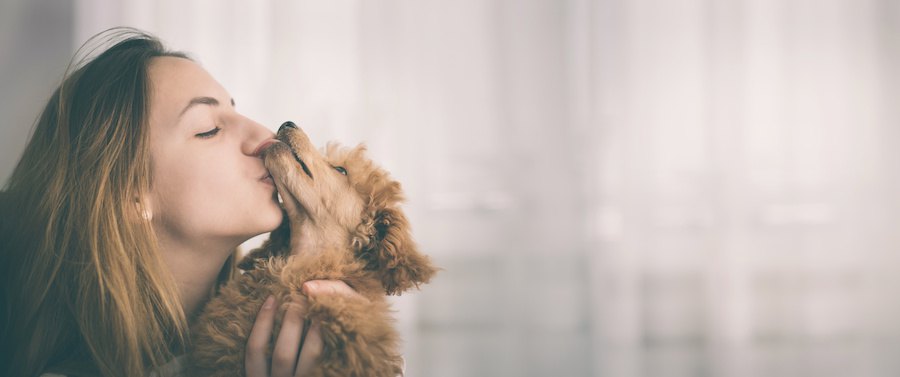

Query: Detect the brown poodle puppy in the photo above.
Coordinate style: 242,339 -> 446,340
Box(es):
188,121 -> 437,377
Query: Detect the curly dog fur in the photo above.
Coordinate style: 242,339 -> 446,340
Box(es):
188,122 -> 437,377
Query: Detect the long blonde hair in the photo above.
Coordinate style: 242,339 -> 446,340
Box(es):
0,28 -> 230,377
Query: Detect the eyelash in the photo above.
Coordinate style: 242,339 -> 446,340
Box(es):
195,127 -> 221,139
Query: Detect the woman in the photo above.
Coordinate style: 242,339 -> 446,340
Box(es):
0,28 -> 360,377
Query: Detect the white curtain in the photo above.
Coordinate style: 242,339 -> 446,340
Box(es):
73,0 -> 900,376
588,1 -> 898,376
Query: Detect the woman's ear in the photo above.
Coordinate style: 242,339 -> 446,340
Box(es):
134,196 -> 153,221
354,207 -> 437,295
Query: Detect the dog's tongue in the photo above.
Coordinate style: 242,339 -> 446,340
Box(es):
255,139 -> 282,156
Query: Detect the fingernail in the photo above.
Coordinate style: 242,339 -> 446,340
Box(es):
302,281 -> 316,294
263,295 -> 275,309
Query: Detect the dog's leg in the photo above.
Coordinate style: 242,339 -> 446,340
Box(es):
304,295 -> 403,377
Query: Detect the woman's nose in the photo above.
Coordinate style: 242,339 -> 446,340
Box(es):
242,117 -> 276,157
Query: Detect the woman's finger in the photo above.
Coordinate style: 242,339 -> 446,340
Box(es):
302,280 -> 363,298
271,301 -> 306,377
294,322 -> 323,377
246,295 -> 276,377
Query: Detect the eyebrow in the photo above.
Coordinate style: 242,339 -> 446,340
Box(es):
178,96 -> 236,118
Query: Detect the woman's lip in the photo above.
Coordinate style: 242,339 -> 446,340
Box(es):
253,139 -> 281,156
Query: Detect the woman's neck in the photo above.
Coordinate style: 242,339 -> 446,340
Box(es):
155,234 -> 238,320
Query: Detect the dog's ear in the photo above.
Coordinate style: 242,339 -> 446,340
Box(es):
353,205 -> 437,295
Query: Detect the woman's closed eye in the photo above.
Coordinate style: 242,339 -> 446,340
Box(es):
195,126 -> 221,139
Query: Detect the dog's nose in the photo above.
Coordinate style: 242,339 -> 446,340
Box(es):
279,121 -> 298,133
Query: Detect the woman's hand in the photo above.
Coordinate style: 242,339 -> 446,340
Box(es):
245,280 -> 363,377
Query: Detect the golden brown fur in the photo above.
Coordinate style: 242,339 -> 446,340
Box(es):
188,123 -> 437,376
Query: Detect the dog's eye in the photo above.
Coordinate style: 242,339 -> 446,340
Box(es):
333,166 -> 348,176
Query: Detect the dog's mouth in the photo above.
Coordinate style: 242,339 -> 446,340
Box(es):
270,133 -> 314,180
266,122 -> 315,180
291,148 -> 314,179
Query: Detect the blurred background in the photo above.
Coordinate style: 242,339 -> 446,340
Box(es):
2,0 -> 900,376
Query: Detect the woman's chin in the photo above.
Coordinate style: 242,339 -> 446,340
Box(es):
254,213 -> 282,234
268,205 -> 287,230
238,213 -> 284,246
260,195 -> 286,229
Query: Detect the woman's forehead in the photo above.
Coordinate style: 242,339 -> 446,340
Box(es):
147,57 -> 230,124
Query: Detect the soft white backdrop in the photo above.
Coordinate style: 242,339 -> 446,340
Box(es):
2,0 -> 899,376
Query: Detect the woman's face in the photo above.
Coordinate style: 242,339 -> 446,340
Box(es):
145,57 -> 282,248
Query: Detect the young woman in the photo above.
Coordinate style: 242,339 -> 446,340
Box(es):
0,28 -> 361,377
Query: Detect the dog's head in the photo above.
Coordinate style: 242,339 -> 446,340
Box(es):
261,121 -> 435,294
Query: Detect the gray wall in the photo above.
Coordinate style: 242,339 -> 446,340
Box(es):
0,0 -> 73,186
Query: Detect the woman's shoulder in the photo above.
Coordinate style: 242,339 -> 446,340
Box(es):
149,354 -> 188,377
39,354 -> 188,377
